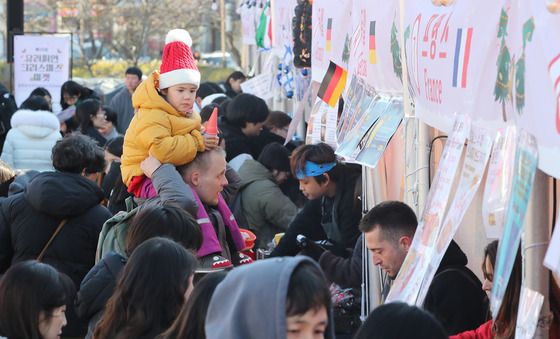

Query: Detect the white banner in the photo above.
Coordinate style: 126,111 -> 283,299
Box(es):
403,0 -> 560,178
348,0 -> 403,93
14,35 -> 71,110
311,0 -> 352,82
271,0 -> 297,54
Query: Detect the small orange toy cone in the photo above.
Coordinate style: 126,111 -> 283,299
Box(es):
206,107 -> 219,135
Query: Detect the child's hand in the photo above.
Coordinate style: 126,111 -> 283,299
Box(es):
203,133 -> 220,150
140,154 -> 162,178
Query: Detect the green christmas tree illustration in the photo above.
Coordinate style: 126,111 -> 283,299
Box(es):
391,19 -> 403,82
515,18 -> 535,114
494,8 -> 511,122
342,33 -> 350,64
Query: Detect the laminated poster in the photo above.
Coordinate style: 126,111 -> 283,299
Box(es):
240,72 -> 274,100
417,125 -> 494,305
337,76 -> 371,142
515,286 -> 544,339
305,98 -> 338,148
491,130 -> 538,318
354,99 -> 404,168
335,95 -> 387,160
482,126 -> 518,239
386,114 -> 470,305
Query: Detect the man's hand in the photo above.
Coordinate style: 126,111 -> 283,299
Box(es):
140,154 -> 162,178
296,235 -> 326,261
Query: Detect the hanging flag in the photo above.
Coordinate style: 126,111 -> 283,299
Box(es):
452,27 -> 473,88
256,1 -> 272,49
548,53 -> 560,132
317,61 -> 348,107
369,21 -> 377,64
326,18 -> 333,52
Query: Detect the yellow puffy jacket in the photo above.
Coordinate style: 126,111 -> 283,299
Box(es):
121,71 -> 204,186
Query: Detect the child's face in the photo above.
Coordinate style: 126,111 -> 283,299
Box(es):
286,306 -> 328,339
164,84 -> 198,116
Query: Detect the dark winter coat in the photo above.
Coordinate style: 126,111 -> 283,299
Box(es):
219,116 -> 257,161
0,171 -> 112,336
238,159 -> 297,249
76,252 -> 125,339
319,234 -> 363,289
424,240 -> 488,335
270,164 -> 362,257
82,125 -> 107,147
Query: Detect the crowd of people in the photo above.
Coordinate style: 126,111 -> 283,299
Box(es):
0,27 -> 558,339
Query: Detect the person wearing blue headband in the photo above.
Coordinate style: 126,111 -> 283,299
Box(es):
270,142 -> 362,259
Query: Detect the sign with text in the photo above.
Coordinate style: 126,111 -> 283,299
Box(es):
347,0 -> 403,92
14,35 -> 70,110
311,0 -> 352,82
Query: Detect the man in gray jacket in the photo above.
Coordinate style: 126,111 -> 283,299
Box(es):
109,67 -> 142,133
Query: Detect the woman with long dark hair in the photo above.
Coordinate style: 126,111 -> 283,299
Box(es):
450,240 -> 522,339
92,237 -> 197,339
157,271 -> 227,339
0,261 -> 74,339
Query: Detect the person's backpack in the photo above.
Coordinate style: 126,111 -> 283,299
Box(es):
95,197 -> 138,262
0,88 -> 18,153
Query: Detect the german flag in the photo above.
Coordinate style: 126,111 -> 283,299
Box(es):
369,21 -> 377,64
326,18 -> 333,52
318,61 -> 348,107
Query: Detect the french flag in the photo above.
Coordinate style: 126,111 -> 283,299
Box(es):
452,28 -> 473,88
549,53 -> 560,133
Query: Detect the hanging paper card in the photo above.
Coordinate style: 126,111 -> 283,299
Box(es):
354,99 -> 404,168
386,114 -> 469,305
544,216 -> 560,277
305,98 -> 338,148
491,130 -> 538,318
337,75 -> 370,142
240,72 -> 274,100
416,124 -> 494,305
482,126 -> 518,239
239,1 -> 258,45
336,95 -> 388,160
515,286 -> 544,339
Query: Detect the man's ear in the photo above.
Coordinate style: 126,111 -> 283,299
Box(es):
191,170 -> 200,186
399,235 -> 413,252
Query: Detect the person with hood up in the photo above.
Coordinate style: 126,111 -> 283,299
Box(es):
0,95 -> 61,171
236,142 -> 297,249
205,256 -> 335,339
0,134 -> 112,337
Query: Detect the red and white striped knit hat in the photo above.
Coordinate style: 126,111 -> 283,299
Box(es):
159,29 -> 200,89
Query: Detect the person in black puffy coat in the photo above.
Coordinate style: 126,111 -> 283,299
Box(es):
0,134 -> 112,337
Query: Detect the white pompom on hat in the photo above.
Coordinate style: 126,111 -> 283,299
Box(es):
159,29 -> 200,89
